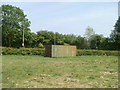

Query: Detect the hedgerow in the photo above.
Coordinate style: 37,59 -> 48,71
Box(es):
0,47 -> 119,56
1,47 -> 45,56
77,49 -> 119,56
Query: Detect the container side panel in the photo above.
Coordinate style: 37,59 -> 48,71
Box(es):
51,45 -> 76,57
45,45 -> 52,57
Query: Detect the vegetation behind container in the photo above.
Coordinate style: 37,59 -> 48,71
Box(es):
45,45 -> 76,57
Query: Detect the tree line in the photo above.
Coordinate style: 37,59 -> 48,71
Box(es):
1,5 -> 120,50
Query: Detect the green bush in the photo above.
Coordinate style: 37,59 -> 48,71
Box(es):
0,47 -> 119,56
77,49 -> 119,56
1,47 -> 45,56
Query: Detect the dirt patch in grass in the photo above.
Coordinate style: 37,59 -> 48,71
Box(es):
20,74 -> 91,88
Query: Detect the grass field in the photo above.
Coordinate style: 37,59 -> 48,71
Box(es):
2,55 -> 118,88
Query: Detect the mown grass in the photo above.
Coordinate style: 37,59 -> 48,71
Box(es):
2,55 -> 118,88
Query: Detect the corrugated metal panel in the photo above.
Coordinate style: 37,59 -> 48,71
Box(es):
45,45 -> 76,57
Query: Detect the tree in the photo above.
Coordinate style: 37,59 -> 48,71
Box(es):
74,36 -> 85,49
2,5 -> 31,47
100,37 -> 112,50
84,26 -> 95,49
84,26 -> 95,40
54,32 -> 64,45
90,34 -> 103,49
64,34 -> 76,45
37,30 -> 55,45
29,32 -> 38,48
110,17 -> 120,50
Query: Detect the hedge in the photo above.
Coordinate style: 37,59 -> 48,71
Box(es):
77,49 -> 119,56
1,47 -> 45,56
0,47 -> 119,56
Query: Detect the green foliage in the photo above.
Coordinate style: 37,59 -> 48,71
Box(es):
37,30 -> 54,45
2,4 -> 31,48
64,34 -> 76,45
89,34 -> 103,49
1,47 -> 45,55
38,43 -> 44,48
1,47 -> 119,56
74,36 -> 86,49
110,17 -> 120,50
83,26 -> 95,49
84,26 -> 95,40
77,49 -> 119,56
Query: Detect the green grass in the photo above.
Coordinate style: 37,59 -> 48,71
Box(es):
2,55 -> 118,88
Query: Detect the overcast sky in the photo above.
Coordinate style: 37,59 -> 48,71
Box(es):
1,2 -> 118,37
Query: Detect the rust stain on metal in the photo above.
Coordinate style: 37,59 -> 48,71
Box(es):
45,45 -> 76,57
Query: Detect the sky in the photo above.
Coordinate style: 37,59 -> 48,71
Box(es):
1,2 -> 118,37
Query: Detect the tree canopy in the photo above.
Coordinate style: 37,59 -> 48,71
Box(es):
2,5 -> 31,47
110,17 -> 120,50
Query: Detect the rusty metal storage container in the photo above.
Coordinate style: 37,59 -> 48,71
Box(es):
45,45 -> 76,57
